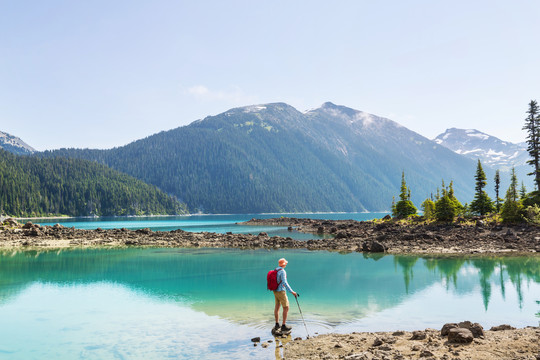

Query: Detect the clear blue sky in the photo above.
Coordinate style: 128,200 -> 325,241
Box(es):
1,1 -> 539,150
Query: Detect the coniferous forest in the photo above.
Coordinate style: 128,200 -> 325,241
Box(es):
0,150 -> 187,217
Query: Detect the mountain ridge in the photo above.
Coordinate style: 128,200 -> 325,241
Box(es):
41,102 -> 481,213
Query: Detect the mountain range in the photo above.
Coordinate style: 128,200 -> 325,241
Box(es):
3,102 -> 532,214
434,128 -> 533,191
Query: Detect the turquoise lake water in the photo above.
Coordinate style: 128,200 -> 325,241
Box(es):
0,248 -> 538,359
29,213 -> 389,240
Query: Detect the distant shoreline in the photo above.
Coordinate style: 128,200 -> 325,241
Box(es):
15,211 -> 389,221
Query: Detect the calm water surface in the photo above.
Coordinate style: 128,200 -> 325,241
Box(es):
0,248 -> 538,359
29,213 -> 389,240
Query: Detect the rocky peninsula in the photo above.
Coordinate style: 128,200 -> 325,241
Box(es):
1,216 -> 539,255
242,217 -> 540,255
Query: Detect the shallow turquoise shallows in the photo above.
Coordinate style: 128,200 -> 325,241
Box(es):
0,248 -> 538,359
29,213 -> 389,240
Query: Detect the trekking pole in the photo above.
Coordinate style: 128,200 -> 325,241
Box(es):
294,295 -> 310,338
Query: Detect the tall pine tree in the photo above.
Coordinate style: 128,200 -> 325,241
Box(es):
470,160 -> 494,215
501,168 -> 522,222
494,170 -> 501,212
394,171 -> 417,218
522,100 -> 540,190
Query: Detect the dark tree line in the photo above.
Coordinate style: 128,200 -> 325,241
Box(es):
0,150 -> 187,217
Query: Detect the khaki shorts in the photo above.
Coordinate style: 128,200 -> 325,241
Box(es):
274,290 -> 289,307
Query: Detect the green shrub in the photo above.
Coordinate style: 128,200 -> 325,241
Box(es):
522,204 -> 540,224
395,200 -> 417,218
435,195 -> 457,222
421,199 -> 435,219
500,200 -> 523,223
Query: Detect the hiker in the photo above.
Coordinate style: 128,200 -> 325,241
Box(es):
272,258 -> 297,333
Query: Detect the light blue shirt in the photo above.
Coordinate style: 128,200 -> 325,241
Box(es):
275,266 -> 294,293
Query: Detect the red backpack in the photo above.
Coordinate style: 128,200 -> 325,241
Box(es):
267,268 -> 282,290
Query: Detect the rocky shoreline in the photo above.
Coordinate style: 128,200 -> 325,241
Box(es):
242,217 -> 540,255
279,323 -> 539,360
1,217 -> 540,255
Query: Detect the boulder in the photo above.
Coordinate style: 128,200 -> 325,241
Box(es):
135,228 -> 152,234
489,324 -> 516,331
27,228 -> 41,237
22,222 -> 33,229
410,331 -> 426,340
458,321 -> 484,338
345,352 -> 374,360
441,323 -> 458,336
420,350 -> 434,357
362,241 -> 387,253
370,241 -> 386,253
382,214 -> 391,220
250,337 -> 260,342
447,328 -> 473,343
4,218 -> 19,227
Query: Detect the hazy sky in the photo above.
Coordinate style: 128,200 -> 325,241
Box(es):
1,1 -> 539,150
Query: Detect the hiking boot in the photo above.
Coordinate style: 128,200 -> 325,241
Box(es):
273,323 -> 280,331
281,324 -> 292,332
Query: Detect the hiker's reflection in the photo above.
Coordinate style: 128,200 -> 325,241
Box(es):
274,334 -> 291,360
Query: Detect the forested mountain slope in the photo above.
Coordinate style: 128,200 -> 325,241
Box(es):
0,150 -> 187,217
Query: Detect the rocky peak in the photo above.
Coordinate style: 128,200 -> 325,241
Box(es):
433,128 -> 527,169
0,131 -> 35,155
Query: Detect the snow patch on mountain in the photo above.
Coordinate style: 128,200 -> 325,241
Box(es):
433,128 -> 527,170
0,131 -> 35,155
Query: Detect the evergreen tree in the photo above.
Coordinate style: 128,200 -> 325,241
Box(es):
399,172 -> 408,201
494,170 -> 501,212
391,196 -> 397,217
421,198 -> 435,219
520,181 -> 527,199
470,160 -> 494,215
522,100 -> 540,190
394,171 -> 417,218
501,168 -> 522,222
435,179 -> 463,221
